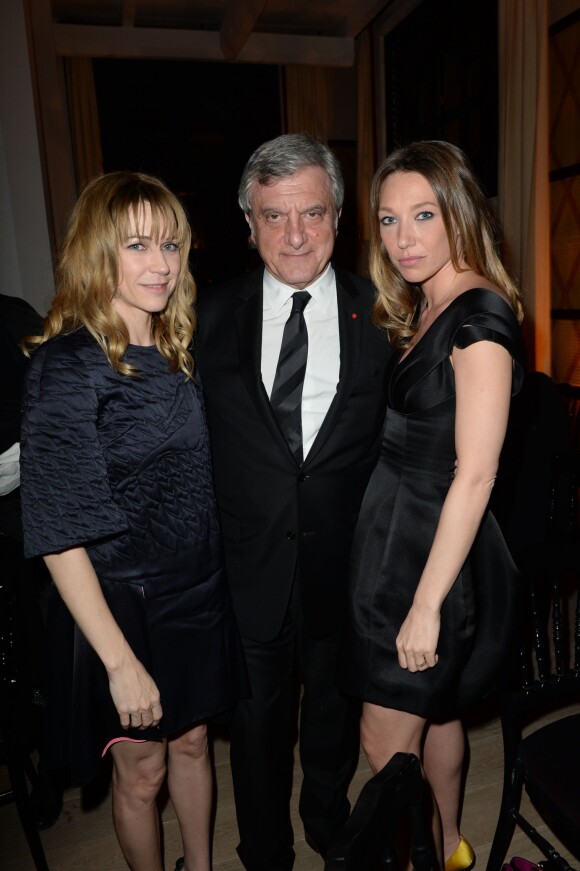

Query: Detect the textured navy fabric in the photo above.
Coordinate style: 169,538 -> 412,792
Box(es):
340,289 -> 525,718
20,328 -> 246,783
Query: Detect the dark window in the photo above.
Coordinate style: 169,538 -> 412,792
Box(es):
384,0 -> 499,196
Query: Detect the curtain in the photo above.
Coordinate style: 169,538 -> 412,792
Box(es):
498,0 -> 551,373
284,65 -> 330,141
64,57 -> 103,191
356,29 -> 376,275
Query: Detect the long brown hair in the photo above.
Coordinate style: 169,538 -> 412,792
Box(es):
23,171 -> 196,377
369,141 -> 523,349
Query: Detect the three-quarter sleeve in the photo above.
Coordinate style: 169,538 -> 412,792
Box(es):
20,339 -> 128,558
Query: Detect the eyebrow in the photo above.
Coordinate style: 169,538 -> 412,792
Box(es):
124,233 -> 178,242
378,200 -> 438,213
259,203 -> 328,215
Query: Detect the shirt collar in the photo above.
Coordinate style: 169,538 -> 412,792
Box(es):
263,263 -> 335,316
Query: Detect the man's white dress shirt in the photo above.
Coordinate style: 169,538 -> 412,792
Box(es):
261,265 -> 340,459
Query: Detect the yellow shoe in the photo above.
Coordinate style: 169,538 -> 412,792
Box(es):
445,837 -> 476,871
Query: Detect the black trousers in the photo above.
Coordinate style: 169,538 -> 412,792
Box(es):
230,582 -> 361,871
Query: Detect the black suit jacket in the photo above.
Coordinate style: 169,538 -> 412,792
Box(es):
196,265 -> 391,642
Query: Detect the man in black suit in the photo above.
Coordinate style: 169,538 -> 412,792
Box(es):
196,134 -> 390,871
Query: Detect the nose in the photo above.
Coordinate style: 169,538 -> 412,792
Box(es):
396,219 -> 415,249
285,214 -> 308,249
149,246 -> 170,273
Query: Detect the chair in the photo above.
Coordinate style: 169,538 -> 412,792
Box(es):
324,752 -> 435,871
0,571 -> 50,870
486,450 -> 580,871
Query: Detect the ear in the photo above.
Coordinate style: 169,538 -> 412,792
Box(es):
245,212 -> 255,244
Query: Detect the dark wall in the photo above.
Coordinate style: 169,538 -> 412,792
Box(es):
93,59 -> 282,286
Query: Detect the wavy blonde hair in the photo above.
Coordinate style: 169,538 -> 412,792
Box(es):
23,171 -> 196,377
369,141 -> 524,350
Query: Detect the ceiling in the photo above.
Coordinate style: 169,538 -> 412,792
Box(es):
53,0 -> 390,36
48,0 -> 419,66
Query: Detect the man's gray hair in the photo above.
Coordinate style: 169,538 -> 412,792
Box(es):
238,134 -> 345,218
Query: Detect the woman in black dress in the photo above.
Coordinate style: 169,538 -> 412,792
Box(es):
340,142 -> 524,869
20,172 -> 245,871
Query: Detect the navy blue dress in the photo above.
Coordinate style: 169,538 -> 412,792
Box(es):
339,290 -> 525,718
20,328 -> 246,783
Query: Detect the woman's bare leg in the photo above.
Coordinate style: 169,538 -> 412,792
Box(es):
423,719 -> 465,862
167,723 -> 212,871
360,703 -> 443,868
110,739 -> 166,871
360,702 -> 425,772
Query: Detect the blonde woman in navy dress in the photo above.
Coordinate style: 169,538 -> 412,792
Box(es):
20,172 -> 245,871
339,142 -> 524,870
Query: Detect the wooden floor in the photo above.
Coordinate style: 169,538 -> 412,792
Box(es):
1,700 -> 579,871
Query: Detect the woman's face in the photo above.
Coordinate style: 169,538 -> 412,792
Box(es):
114,201 -> 180,337
377,171 -> 454,291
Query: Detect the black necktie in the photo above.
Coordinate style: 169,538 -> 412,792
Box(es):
270,291 -> 312,464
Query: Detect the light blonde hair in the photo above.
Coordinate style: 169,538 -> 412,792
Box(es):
369,140 -> 524,349
23,171 -> 196,377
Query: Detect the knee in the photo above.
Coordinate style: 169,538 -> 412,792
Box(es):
112,748 -> 166,805
359,711 -> 402,773
170,723 -> 209,763
360,709 -> 423,774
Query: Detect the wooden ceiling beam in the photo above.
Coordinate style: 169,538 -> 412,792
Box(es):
53,24 -> 355,66
237,32 -> 354,66
219,0 -> 268,60
54,24 -> 222,61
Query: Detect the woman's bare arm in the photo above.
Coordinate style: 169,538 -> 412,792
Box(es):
396,339 -> 513,671
44,547 -> 163,729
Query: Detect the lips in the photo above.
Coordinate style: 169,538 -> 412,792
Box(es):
142,283 -> 171,293
398,256 -> 424,267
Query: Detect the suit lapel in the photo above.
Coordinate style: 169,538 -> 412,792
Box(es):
234,267 -> 294,457
303,266 -> 364,467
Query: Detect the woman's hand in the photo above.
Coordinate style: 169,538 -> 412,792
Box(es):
107,650 -> 163,730
396,601 -> 440,673
43,548 -> 163,731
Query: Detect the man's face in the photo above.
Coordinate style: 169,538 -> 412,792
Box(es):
247,165 -> 340,289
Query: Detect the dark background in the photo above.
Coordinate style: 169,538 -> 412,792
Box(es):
93,0 -> 499,287
384,0 -> 499,198
94,59 -> 282,286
